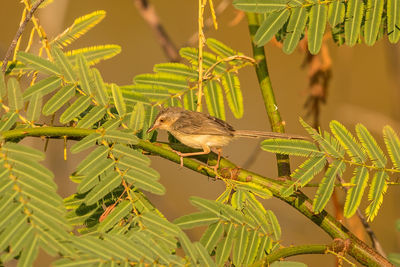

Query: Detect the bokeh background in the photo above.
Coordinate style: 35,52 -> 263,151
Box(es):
1,0 -> 399,266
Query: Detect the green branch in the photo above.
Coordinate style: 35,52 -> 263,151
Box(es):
245,12 -> 290,177
0,126 -> 392,266
251,244 -> 328,266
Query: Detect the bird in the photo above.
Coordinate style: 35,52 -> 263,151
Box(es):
147,107 -> 305,172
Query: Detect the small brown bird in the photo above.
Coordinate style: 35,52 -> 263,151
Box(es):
147,107 -> 305,171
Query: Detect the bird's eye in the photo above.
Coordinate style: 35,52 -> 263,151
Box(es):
159,118 -> 165,123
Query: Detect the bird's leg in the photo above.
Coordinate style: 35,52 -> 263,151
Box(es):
173,145 -> 211,167
212,148 -> 222,174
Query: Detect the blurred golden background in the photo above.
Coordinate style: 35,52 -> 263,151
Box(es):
1,0 -> 399,266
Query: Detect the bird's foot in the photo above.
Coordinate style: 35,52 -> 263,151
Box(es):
171,150 -> 184,168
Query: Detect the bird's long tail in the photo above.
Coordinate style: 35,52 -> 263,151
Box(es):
234,130 -> 307,140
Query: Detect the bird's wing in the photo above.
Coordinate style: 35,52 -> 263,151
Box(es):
172,111 -> 234,136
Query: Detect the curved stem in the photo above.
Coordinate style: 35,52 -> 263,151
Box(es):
251,244 -> 328,266
245,12 -> 290,177
0,127 -> 392,266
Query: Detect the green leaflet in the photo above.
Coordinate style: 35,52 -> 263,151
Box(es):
154,63 -> 198,79
129,103 -> 145,132
232,225 -> 249,266
261,138 -> 323,157
59,95 -> 91,124
26,92 -> 42,122
330,120 -> 366,163
23,76 -> 62,100
8,156 -> 54,182
356,123 -> 387,168
366,170 -> 388,221
112,144 -> 150,166
65,45 -> 122,66
328,0 -> 345,26
387,0 -> 400,43
194,242 -> 216,267
283,7 -> 308,54
204,80 -> 225,120
102,130 -> 139,145
7,78 -> 23,112
167,96 -> 182,107
190,197 -> 230,221
177,230 -> 198,263
233,0 -> 290,13
174,212 -> 219,229
183,89 -> 197,111
256,236 -> 273,260
77,158 -> 114,193
180,47 -> 225,72
236,182 -> 272,199
42,84 -> 76,115
254,9 -> 290,47
52,10 -> 106,47
313,160 -> 346,213
130,232 -> 172,263
221,72 -> 243,118
92,68 -> 109,106
141,212 -> 180,236
383,125 -> 400,170
215,223 -> 235,266
120,88 -> 151,106
3,142 -> 44,161
76,146 -> 109,175
308,3 -> 327,55
17,234 -> 39,267
345,0 -> 364,46
343,166 -> 369,218
200,222 -> 224,253
364,0 -> 384,46
1,142 -> 41,161
206,38 -> 238,58
0,112 -> 18,132
77,54 -> 94,96
242,230 -> 260,265
84,171 -> 121,205
0,72 -> 6,100
76,105 -> 106,128
265,210 -> 281,240
134,73 -> 189,93
51,45 -> 77,82
123,84 -> 170,102
124,169 -> 165,195
16,51 -> 60,75
285,156 -> 326,196
300,118 -> 344,158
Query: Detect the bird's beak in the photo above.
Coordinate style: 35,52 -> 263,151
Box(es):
146,122 -> 158,133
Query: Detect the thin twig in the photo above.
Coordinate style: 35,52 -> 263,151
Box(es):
1,0 -> 45,73
133,0 -> 180,62
187,0 -> 231,46
196,0 -> 207,112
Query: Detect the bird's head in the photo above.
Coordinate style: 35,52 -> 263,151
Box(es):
146,107 -> 183,133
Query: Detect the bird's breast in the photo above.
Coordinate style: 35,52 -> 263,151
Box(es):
170,131 -> 233,149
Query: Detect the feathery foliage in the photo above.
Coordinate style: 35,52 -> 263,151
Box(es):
233,0 -> 400,54
261,119 -> 399,220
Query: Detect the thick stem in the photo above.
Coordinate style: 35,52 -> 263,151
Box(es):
251,244 -> 328,266
245,12 -> 290,177
0,127 -> 392,266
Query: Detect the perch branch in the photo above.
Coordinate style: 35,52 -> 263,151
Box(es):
0,126 -> 393,267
